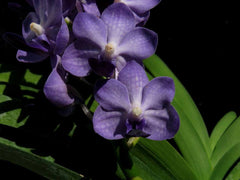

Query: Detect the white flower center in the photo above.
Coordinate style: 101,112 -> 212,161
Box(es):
30,22 -> 44,36
132,107 -> 142,118
104,43 -> 115,58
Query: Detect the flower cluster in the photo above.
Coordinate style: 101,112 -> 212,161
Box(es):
9,0 -> 179,140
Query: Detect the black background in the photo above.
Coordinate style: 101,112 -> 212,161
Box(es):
147,0 -> 240,133
0,0 -> 240,178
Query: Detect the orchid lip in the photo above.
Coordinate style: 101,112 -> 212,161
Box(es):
30,22 -> 44,36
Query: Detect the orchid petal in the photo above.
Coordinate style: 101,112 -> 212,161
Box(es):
101,3 -> 135,45
61,40 -> 99,77
81,0 -> 100,16
22,12 -> 39,43
28,34 -> 50,52
141,77 -> 175,111
44,66 -> 74,108
54,18 -> 69,55
33,0 -> 62,27
143,105 -> 179,140
16,49 -> 48,63
118,61 -> 149,106
117,27 -> 158,61
94,79 -> 131,111
73,12 -> 107,48
121,0 -> 161,14
93,106 -> 127,140
134,11 -> 150,26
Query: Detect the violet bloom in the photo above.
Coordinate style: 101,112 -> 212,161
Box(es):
62,3 -> 157,77
93,61 -> 179,140
17,0 -> 69,63
114,0 -> 161,25
16,0 -> 76,109
44,55 -> 76,109
26,0 -> 76,19
76,0 -> 100,16
62,0 -> 100,24
43,54 -> 79,110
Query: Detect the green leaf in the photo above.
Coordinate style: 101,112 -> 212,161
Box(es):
0,63 -> 42,99
210,143 -> 240,180
210,111 -> 237,152
211,116 -> 240,167
128,147 -> 176,180
0,95 -> 26,128
225,161 -> 240,180
0,71 -> 10,94
20,69 -> 42,99
0,137 -> 83,180
23,69 -> 42,85
129,138 -> 197,180
173,103 -> 212,179
144,55 -> 211,179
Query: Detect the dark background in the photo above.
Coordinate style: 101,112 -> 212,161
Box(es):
147,0 -> 240,133
0,0 -> 240,178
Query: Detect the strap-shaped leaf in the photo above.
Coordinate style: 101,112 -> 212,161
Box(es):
210,111 -> 237,152
225,161 -> 240,180
144,55 -> 211,179
172,103 -> 212,179
126,153 -> 176,180
128,142 -> 176,180
0,137 -> 82,180
130,138 -> 198,180
211,116 -> 240,167
210,143 -> 240,180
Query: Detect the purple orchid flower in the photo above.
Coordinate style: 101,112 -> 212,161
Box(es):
76,0 -> 100,16
93,61 -> 179,140
61,3 -> 157,77
44,55 -> 76,109
62,0 -> 100,24
114,0 -> 161,15
17,0 -> 69,63
14,0 -> 77,109
114,0 -> 161,25
26,0 -> 76,18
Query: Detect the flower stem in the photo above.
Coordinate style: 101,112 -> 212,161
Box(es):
127,137 -> 140,149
